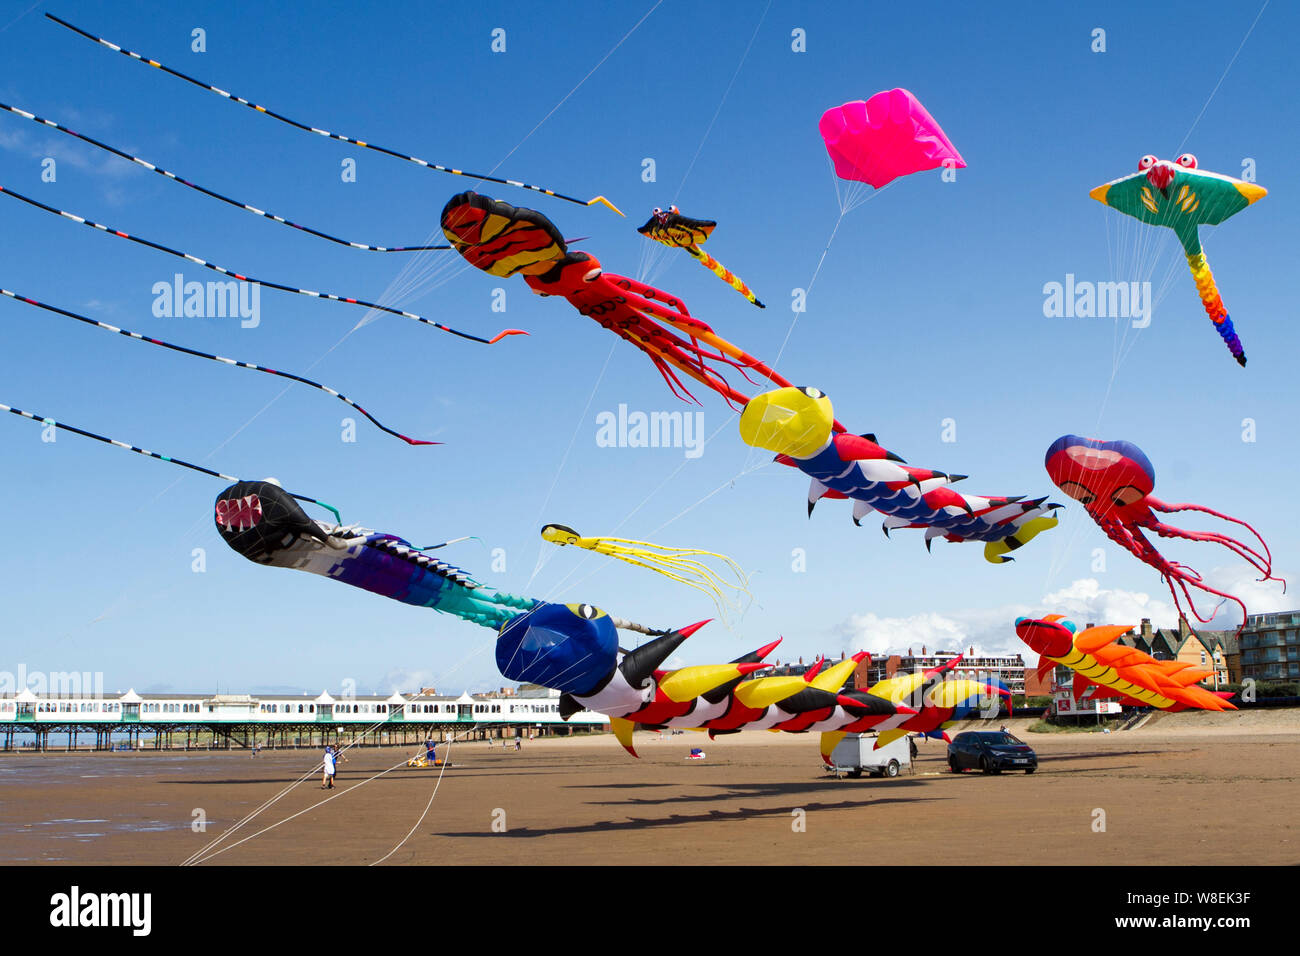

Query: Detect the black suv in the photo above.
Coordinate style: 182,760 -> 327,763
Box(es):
947,730 -> 1037,774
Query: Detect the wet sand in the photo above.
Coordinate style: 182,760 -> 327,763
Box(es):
2,712 -> 1296,866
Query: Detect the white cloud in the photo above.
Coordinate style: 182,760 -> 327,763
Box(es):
837,577 -> 1186,663
376,667 -> 439,697
839,568 -> 1293,665
0,126 -> 136,178
1040,578 -> 1179,629
1196,564 -> 1293,620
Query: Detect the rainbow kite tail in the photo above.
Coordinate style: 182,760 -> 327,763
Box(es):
1186,251 -> 1246,367
687,246 -> 764,309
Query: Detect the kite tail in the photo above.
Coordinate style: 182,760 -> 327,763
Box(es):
1153,524 -> 1275,583
490,591 -> 539,611
1163,566 -> 1248,636
686,245 -> 765,308
1186,251 -> 1246,367
616,284 -> 793,390
450,606 -> 520,629
1148,497 -> 1282,590
572,536 -> 752,617
438,588 -> 538,630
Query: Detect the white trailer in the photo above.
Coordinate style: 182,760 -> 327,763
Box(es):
829,732 -> 912,778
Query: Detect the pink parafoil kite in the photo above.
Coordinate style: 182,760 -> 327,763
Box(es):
819,88 -> 966,189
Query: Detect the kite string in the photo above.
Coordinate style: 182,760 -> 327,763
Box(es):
670,0 -> 772,205
494,0 -> 664,171
181,16 -> 686,822
1043,13 -> 1264,598
191,636 -> 533,865
180,751 -> 327,866
25,301 -> 382,649
184,690 -> 471,866
636,0 -> 769,287
180,686 -> 433,865
369,724 -> 480,866
774,175 -> 896,372
1176,0 -> 1269,153
742,176 -> 892,474
41,3 -> 717,863
521,0 -> 777,596
523,342 -> 618,591
528,168 -> 893,616
1047,175 -> 1256,597
188,752 -> 415,865
337,0 -> 664,339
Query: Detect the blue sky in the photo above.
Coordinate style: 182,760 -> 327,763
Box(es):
0,0 -> 1294,697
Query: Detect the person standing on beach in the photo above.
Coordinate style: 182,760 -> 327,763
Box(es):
322,745 -> 336,789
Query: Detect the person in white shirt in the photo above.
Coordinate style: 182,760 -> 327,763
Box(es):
322,746 -> 337,789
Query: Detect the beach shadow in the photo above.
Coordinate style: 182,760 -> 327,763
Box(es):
435,797 -> 939,838
1043,764 -> 1143,774
564,782 -> 680,789
579,778 -> 930,807
1039,751 -> 1185,762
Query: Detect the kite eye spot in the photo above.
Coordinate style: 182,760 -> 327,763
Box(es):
1056,480 -> 1096,505
669,205 -> 679,214
1111,484 -> 1146,508
1138,155 -> 1157,170
583,267 -> 602,283
801,386 -> 823,399
1176,153 -> 1198,169
578,604 -> 597,619
652,207 -> 662,216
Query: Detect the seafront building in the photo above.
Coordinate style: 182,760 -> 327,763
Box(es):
1118,617 -> 1237,687
855,647 -> 1028,697
1238,610 -> 1300,683
0,684 -> 608,752
743,651 -> 1028,698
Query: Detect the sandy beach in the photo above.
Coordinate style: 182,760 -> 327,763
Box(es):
1,712 -> 1296,866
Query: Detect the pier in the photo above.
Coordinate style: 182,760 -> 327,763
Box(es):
0,686 -> 608,752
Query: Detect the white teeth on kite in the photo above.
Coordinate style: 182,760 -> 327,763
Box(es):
216,494 -> 262,531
